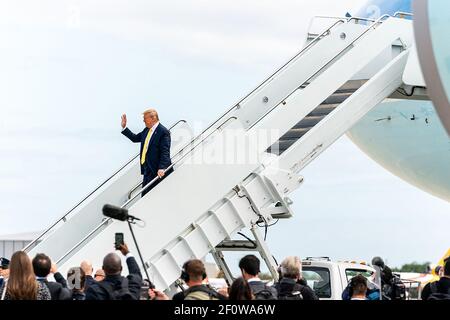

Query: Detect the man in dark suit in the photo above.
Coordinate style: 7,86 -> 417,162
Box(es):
32,254 -> 72,300
121,109 -> 172,197
85,243 -> 142,300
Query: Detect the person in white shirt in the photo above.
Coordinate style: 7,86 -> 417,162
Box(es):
350,274 -> 368,301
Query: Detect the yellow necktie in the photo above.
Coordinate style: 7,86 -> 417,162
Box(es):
141,128 -> 152,165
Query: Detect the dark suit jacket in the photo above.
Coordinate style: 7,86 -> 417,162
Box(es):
84,275 -> 96,291
122,123 -> 172,177
38,272 -> 72,301
84,256 -> 143,300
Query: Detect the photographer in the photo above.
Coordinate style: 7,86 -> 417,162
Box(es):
80,260 -> 97,290
32,254 -> 72,300
67,267 -> 86,300
372,256 -> 405,300
172,259 -> 226,301
371,257 -> 393,286
85,243 -> 142,300
273,256 -> 318,300
421,257 -> 450,300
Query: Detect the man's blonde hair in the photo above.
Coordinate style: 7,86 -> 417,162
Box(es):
142,108 -> 159,120
280,256 -> 302,279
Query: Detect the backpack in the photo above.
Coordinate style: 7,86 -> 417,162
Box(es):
276,281 -> 304,301
427,281 -> 450,301
254,288 -> 277,300
251,283 -> 277,300
278,287 -> 303,300
184,285 -> 221,301
97,278 -> 135,300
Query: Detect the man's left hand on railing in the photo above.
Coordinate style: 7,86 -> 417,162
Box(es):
157,169 -> 165,178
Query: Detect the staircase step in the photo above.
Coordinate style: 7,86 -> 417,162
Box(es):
271,212 -> 294,219
337,79 -> 366,92
268,139 -> 300,154
293,115 -> 324,128
281,128 -> 313,139
300,79 -> 365,93
322,93 -> 351,105
216,240 -> 257,251
334,88 -> 358,94
307,104 -> 338,117
267,80 -> 364,156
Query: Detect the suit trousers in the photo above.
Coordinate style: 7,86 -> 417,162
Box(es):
141,167 -> 174,197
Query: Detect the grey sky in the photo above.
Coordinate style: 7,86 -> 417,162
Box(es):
0,0 -> 449,268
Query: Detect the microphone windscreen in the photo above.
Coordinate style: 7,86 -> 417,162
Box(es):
102,204 -> 129,221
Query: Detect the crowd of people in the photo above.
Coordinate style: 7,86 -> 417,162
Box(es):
0,244 -> 449,301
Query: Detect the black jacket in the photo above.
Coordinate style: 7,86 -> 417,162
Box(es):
421,277 -> 450,300
84,275 -> 96,291
274,278 -> 319,300
380,265 -> 394,285
71,291 -> 86,300
248,280 -> 278,299
37,272 -> 72,301
85,256 -> 142,300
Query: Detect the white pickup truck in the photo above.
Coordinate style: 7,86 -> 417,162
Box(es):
301,257 -> 377,300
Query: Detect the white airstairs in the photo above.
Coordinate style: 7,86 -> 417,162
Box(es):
24,14 -> 422,292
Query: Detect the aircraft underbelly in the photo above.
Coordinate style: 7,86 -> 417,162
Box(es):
347,100 -> 450,202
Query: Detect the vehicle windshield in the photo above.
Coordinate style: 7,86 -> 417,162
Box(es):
345,268 -> 374,283
302,267 -> 331,298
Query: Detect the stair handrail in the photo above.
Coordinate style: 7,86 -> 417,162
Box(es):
125,20 -> 350,202
307,15 -> 378,38
170,18 -> 347,163
23,119 -> 187,252
394,12 -> 413,18
247,14 -> 392,131
56,116 -> 238,265
29,17 -> 374,256
128,181 -> 143,200
52,13 -> 398,265
311,15 -> 377,23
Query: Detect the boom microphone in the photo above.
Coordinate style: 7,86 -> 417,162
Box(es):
102,203 -> 151,289
102,204 -> 141,221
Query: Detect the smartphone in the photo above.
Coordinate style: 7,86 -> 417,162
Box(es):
115,233 -> 124,249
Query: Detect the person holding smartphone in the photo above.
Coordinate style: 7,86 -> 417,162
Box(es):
85,241 -> 143,300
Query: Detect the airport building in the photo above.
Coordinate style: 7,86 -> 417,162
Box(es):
0,232 -> 42,259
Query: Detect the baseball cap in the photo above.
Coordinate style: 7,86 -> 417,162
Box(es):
0,257 -> 10,269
